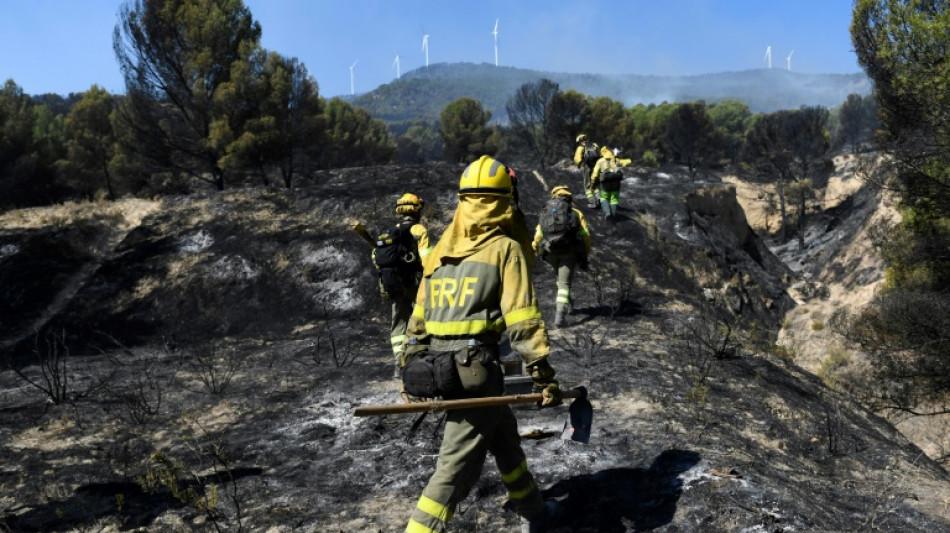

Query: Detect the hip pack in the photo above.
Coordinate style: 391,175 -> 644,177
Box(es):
402,343 -> 501,399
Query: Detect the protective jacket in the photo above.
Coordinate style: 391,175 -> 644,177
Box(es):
591,154 -> 633,187
407,234 -> 549,363
409,218 -> 433,260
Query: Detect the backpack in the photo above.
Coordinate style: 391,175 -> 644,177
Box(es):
582,142 -> 600,167
539,197 -> 579,253
600,162 -> 624,192
373,219 -> 422,299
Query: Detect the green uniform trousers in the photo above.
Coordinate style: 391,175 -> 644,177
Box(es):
545,250 -> 577,314
390,296 -> 414,364
405,404 -> 544,532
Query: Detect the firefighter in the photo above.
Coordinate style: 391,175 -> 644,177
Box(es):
402,155 -> 562,533
381,193 -> 432,378
532,186 -> 591,328
591,146 -> 633,220
573,133 -> 602,209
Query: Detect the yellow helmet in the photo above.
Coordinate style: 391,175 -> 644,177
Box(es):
458,155 -> 512,197
551,185 -> 572,199
576,133 -> 588,144
396,192 -> 424,215
600,145 -> 614,158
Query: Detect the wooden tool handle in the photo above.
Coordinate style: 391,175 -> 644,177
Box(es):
352,388 -> 584,417
352,222 -> 375,246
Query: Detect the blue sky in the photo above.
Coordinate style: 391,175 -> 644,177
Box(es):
1,0 -> 862,98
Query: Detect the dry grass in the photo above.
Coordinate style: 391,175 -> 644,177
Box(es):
0,198 -> 160,232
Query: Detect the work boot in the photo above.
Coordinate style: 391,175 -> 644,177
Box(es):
608,203 -> 618,219
600,199 -> 610,217
393,363 -> 402,379
553,307 -> 565,328
521,500 -> 563,533
587,198 -> 598,209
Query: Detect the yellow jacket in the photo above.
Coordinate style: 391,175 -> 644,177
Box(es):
591,155 -> 632,185
407,236 -> 549,365
573,142 -> 599,167
532,206 -> 591,256
409,221 -> 433,260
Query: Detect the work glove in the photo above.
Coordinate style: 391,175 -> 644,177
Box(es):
537,382 -> 562,408
527,359 -> 562,408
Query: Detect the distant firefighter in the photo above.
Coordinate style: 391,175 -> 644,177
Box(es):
573,133 -> 602,209
532,185 -> 591,327
591,146 -> 633,221
371,193 -> 432,378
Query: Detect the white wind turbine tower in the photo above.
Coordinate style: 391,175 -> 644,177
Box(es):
421,30 -> 430,68
765,45 -> 772,69
492,18 -> 499,67
393,54 -> 401,79
349,60 -> 358,96
786,50 -> 794,71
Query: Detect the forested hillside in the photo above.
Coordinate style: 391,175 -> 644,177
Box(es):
353,62 -> 871,123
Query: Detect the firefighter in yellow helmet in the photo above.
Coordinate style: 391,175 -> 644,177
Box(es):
401,155 -> 562,533
532,185 -> 591,327
375,193 -> 433,378
573,133 -> 602,209
590,146 -> 633,220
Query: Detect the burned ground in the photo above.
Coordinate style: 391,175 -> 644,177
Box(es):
1,160 -> 948,532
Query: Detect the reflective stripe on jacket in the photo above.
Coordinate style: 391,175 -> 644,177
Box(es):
406,235 -> 549,365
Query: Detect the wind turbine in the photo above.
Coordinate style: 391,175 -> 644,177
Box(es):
349,60 -> 358,96
786,50 -> 794,72
492,18 -> 499,67
393,54 -> 401,79
421,30 -> 430,69
765,46 -> 772,69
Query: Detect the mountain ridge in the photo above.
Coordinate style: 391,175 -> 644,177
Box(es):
351,61 -> 871,124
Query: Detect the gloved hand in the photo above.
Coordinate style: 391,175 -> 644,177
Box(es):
527,358 -> 561,408
538,382 -> 562,408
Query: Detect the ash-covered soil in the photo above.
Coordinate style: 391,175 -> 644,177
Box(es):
1,160 -> 948,532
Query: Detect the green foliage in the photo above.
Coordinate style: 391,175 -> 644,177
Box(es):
393,119 -> 441,163
439,97 -> 498,163
218,51 -> 326,187
322,98 -> 396,168
0,79 -> 69,206
664,102 -> 723,178
708,99 -> 753,136
588,96 -> 629,150
816,346 -> 850,387
547,89 -> 591,150
641,150 -> 660,168
630,102 -> 680,162
505,79 -> 561,167
743,107 -> 831,244
835,93 -> 879,152
113,0 -> 263,190
62,85 -> 118,199
853,0 -> 950,292
848,3 -> 950,413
